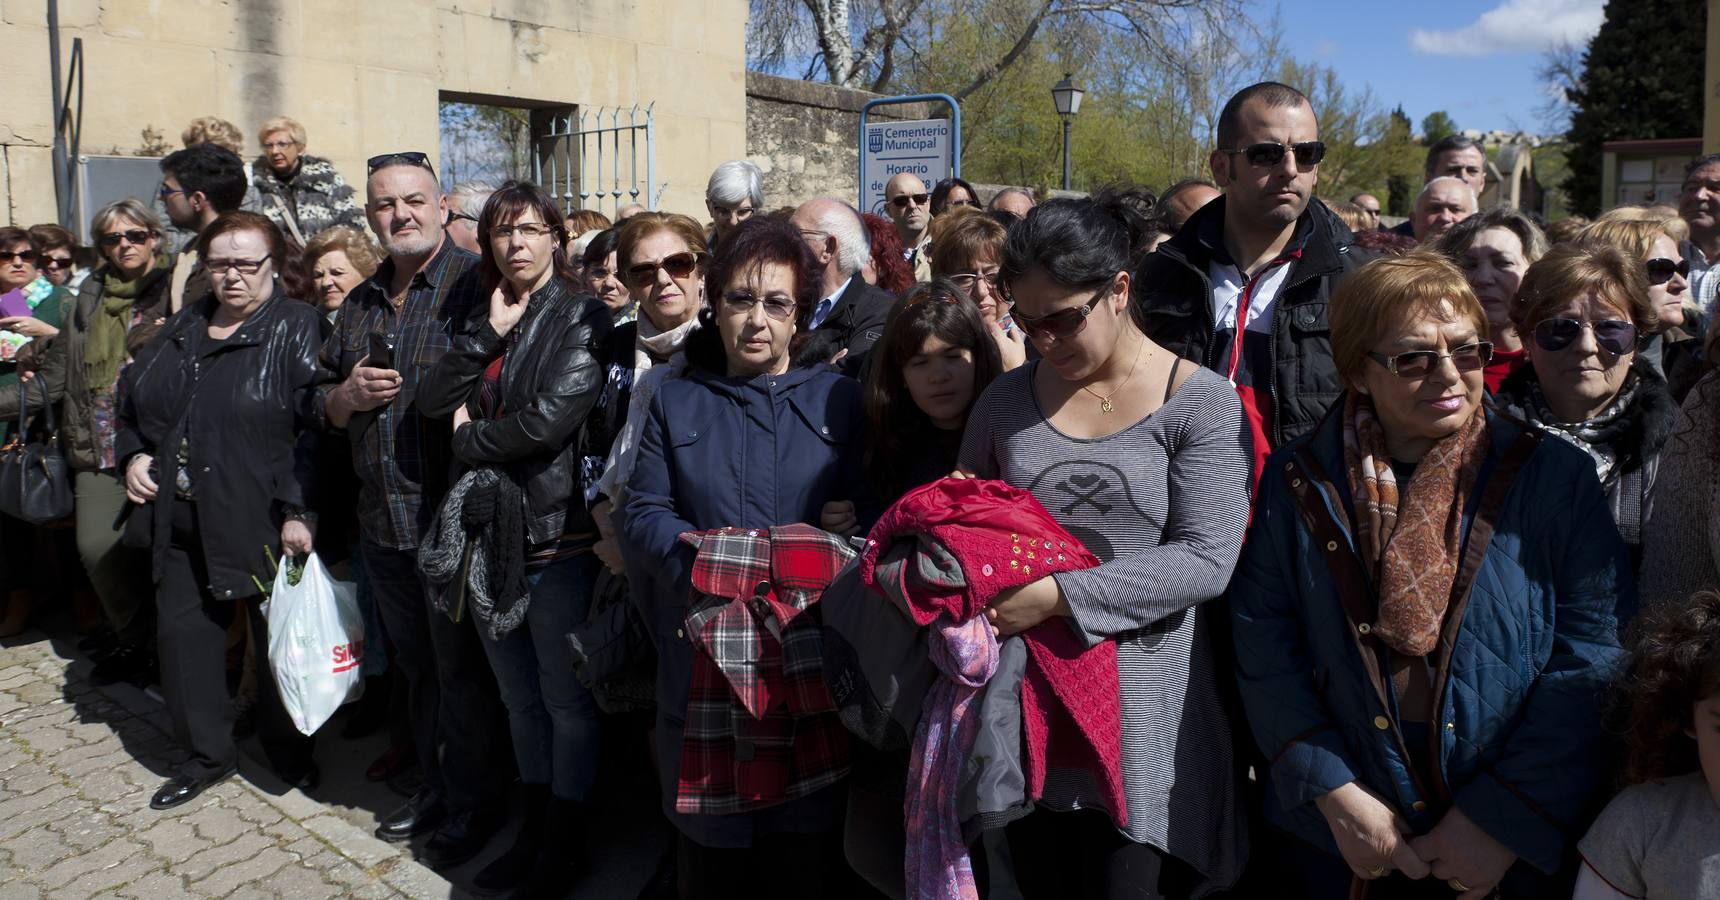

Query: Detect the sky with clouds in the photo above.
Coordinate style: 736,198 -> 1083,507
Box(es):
1272,0 -> 1605,135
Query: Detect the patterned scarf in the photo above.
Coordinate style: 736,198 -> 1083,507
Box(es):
1514,373 -> 1640,486
1342,393 -> 1489,657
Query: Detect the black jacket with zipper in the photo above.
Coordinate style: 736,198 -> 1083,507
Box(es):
1133,197 -> 1368,447
115,292 -> 323,599
419,276 -> 612,545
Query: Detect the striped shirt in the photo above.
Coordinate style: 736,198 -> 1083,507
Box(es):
315,238 -> 482,549
959,362 -> 1252,892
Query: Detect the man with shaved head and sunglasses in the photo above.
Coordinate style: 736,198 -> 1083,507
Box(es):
315,152 -> 508,867
1135,80 -> 1368,483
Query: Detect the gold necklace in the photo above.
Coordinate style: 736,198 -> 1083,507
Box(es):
1081,339 -> 1146,414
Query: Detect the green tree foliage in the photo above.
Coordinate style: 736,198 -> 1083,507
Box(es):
1563,0 -> 1706,216
1419,110 -> 1458,146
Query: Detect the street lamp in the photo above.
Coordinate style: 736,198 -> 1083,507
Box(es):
1051,73 -> 1084,191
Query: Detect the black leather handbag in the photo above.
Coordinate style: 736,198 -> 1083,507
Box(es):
0,380 -> 73,524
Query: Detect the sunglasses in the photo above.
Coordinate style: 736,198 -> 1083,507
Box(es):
1532,317 -> 1638,355
1008,282 -> 1110,341
948,270 -> 1002,294
0,250 -> 36,264
721,290 -> 796,322
1645,257 -> 1689,285
890,193 -> 930,209
366,152 -> 435,175
1366,341 -> 1493,379
42,257 -> 74,271
626,252 -> 702,287
98,229 -> 154,248
1219,140 -> 1327,168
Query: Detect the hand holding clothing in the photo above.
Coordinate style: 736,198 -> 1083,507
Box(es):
1409,806 -> 1516,899
985,576 -> 1069,636
1314,781 -> 1430,882
819,500 -> 858,537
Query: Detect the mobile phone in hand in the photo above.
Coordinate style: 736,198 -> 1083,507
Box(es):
367,332 -> 395,370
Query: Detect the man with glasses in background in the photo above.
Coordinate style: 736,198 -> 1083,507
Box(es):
1134,81 -> 1364,483
789,197 -> 895,370
1349,192 -> 1383,231
443,181 -> 495,255
159,144 -> 250,315
315,151 -> 508,870
884,172 -> 934,279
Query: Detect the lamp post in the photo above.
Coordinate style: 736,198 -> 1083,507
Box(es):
1051,73 -> 1084,191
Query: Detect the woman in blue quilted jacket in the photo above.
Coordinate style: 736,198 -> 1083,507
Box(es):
1229,251 -> 1633,899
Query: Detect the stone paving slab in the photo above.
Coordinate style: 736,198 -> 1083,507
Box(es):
0,631 -> 455,899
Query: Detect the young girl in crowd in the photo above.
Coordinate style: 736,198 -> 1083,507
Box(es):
1577,591 -> 1720,898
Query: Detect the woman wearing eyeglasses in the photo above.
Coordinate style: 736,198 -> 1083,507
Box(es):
585,213 -> 708,577
1582,211 -> 1705,401
615,217 -> 869,891
957,197 -> 1252,898
1230,251 -> 1631,899
116,210 -> 325,810
251,116 -> 364,245
1491,238 -> 1677,568
417,181 -> 611,895
929,208 -> 1028,371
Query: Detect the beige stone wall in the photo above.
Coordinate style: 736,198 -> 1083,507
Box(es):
0,0 -> 745,228
745,72 -> 931,210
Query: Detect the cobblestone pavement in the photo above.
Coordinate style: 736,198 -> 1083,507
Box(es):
0,631 -> 455,899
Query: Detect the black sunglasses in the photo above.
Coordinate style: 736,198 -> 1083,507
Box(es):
42,257 -> 75,271
0,250 -> 35,264
1008,282 -> 1111,341
367,152 -> 436,175
1645,257 -> 1689,285
1532,318 -> 1638,355
626,252 -> 703,287
1366,342 -> 1493,379
98,229 -> 154,248
890,193 -> 930,209
1219,140 -> 1327,168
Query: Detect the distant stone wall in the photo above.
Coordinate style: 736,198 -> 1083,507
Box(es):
744,72 -> 930,210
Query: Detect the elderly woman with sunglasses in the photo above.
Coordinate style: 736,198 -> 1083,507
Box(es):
1491,238 -> 1679,567
615,217 -> 869,890
959,197 -> 1253,898
1583,210 -> 1705,400
1230,250 -> 1632,900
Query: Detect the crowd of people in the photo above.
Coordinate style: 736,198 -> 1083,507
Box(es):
1,82 -> 1718,900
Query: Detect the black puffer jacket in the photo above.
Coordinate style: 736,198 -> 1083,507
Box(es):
419,276 -> 612,545
115,293 -> 323,599
1133,198 -> 1367,446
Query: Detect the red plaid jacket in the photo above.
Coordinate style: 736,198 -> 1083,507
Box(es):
674,524 -> 854,816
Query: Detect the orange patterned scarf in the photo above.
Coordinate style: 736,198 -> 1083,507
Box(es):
1342,393 -> 1489,656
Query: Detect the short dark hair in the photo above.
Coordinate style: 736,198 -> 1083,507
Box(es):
581,226 -> 621,269
1000,196 -> 1150,294
1685,153 -> 1720,178
0,226 -> 35,255
930,177 -> 979,216
1423,134 -> 1483,179
685,216 -> 822,374
161,145 -> 247,213
196,210 -> 289,269
1216,82 -> 1311,151
477,181 -> 579,298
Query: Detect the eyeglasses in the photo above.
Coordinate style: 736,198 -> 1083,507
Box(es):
709,202 -> 756,220
1218,140 -> 1327,169
890,193 -> 930,209
1532,317 -> 1638,355
1646,257 -> 1689,285
262,140 -> 298,151
447,212 -> 478,225
586,266 -> 616,280
721,290 -> 796,321
947,270 -> 1002,295
366,152 -> 435,175
1366,342 -> 1493,378
626,252 -> 702,287
0,250 -> 36,264
204,257 -> 269,276
98,229 -> 154,248
490,223 -> 555,240
1007,282 -> 1111,341
158,185 -> 185,199
42,256 -> 74,271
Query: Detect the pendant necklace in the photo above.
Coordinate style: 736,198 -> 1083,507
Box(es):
1081,338 -> 1146,414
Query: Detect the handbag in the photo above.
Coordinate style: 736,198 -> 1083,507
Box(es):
565,568 -> 656,714
0,380 -> 73,524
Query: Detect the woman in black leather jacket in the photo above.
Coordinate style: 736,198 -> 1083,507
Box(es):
115,211 -> 324,810
418,181 -> 610,896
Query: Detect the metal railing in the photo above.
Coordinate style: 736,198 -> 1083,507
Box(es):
48,0 -> 85,230
535,104 -> 660,218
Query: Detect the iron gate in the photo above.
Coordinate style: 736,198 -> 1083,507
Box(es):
534,104 -> 660,218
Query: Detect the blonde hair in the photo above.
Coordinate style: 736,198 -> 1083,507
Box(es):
616,212 -> 709,269
257,116 -> 307,149
182,117 -> 244,155
929,208 -> 1007,276
1329,250 -> 1487,385
1326,200 -> 1373,234
1515,238 -> 1657,335
91,198 -> 164,239
302,225 -> 383,279
1591,205 -> 1690,249
565,209 -> 613,239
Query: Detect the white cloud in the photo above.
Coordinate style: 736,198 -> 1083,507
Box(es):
1409,0 -> 1603,57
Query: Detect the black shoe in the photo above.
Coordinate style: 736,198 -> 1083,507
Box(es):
149,766 -> 236,810
514,797 -> 588,899
89,643 -> 150,686
471,785 -> 549,895
278,762 -> 319,794
375,790 -> 445,843
420,806 -> 504,870
78,628 -> 118,658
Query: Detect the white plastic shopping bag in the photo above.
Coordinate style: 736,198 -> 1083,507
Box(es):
263,552 -> 365,735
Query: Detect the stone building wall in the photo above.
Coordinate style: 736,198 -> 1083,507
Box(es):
744,72 -> 930,210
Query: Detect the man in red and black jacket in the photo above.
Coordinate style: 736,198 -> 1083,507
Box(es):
1134,81 -> 1369,488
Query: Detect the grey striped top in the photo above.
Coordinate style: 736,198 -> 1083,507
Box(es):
960,362 -> 1252,893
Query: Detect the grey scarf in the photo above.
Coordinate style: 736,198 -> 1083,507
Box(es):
418,468 -> 530,639
1517,374 -> 1641,485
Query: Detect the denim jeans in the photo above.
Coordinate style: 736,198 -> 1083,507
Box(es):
478,552 -> 602,802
